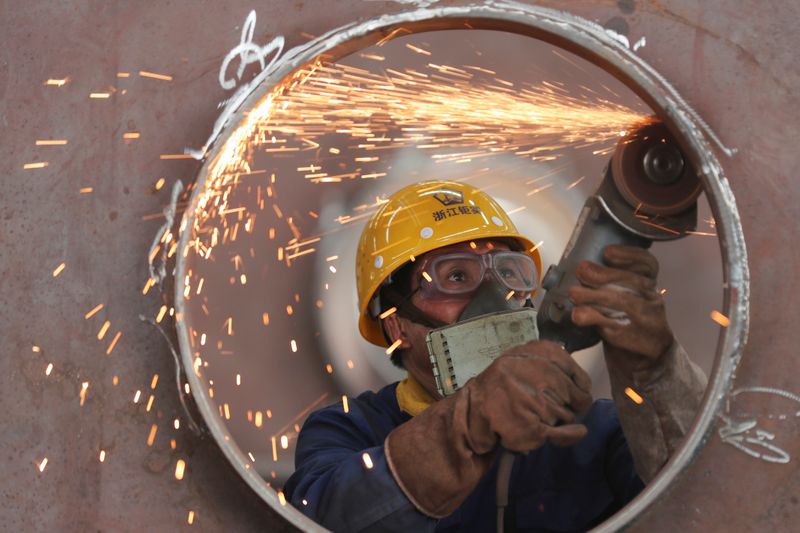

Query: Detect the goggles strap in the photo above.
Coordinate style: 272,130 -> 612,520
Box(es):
380,285 -> 448,331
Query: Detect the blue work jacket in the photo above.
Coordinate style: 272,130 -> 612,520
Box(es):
285,382 -> 643,532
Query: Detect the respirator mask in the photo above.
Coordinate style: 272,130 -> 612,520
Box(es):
419,250 -> 541,397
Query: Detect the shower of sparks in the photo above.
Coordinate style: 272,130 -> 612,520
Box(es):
182,56 -> 647,276
711,310 -> 730,327
624,387 -> 644,405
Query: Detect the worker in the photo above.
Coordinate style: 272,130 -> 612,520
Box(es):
285,180 -> 707,532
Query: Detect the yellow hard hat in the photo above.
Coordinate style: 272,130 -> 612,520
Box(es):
356,180 -> 542,346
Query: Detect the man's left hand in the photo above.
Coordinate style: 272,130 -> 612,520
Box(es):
567,244 -> 674,378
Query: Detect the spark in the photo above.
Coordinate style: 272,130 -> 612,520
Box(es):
35,139 -> 68,146
159,154 -> 193,160
278,491 -> 287,506
505,290 -> 516,301
236,374 -> 241,386
342,395 -> 350,413
139,70 -> 173,81
79,382 -> 89,406
156,305 -> 168,323
150,374 -> 159,389
155,177 -> 166,190
379,307 -> 397,319
711,310 -> 730,327
84,303 -> 104,319
45,78 -> 69,86
405,43 -> 431,56
97,320 -> 111,340
79,187 -> 93,193
290,339 -> 298,353
255,411 -> 262,427
280,435 -> 289,449
38,458 -> 48,472
117,72 -> 130,78
347,360 -> 355,369
106,331 -> 122,354
52,263 -> 65,277
271,436 -> 278,462
624,387 -> 644,405
89,92 -> 111,99
421,271 -> 433,283
386,339 -> 402,355
45,363 -> 53,376
174,459 -> 186,480
187,511 -> 195,525
325,364 -> 333,374
146,395 -> 155,412
32,345 -> 41,353
99,450 -> 106,462
362,452 -> 374,469
123,132 -> 141,139
133,390 -> 142,403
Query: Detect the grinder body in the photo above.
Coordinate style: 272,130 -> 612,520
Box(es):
537,120 -> 702,352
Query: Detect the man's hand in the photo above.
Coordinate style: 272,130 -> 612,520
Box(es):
467,340 -> 593,453
385,340 -> 592,517
568,244 -> 674,378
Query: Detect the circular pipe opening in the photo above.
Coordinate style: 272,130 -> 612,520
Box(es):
173,5 -> 748,531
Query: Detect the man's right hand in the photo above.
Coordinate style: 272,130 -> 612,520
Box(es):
465,340 -> 593,454
385,340 -> 593,517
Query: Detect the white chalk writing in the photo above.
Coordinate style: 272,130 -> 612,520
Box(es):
219,10 -> 285,90
718,386 -> 800,464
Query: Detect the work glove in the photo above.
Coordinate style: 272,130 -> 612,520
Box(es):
568,244 -> 674,381
385,340 -> 593,518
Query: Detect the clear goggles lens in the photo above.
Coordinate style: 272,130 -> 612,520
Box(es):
419,251 -> 538,297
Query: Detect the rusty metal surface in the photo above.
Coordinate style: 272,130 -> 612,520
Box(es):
1,1 -> 798,531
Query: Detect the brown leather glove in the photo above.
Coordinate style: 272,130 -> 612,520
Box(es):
568,244 -> 674,380
385,340 -> 593,518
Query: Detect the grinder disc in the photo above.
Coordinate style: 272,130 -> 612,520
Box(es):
611,121 -> 702,216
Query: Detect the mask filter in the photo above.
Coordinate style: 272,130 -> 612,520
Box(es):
426,278 -> 539,397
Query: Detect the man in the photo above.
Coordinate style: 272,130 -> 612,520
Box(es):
285,180 -> 706,532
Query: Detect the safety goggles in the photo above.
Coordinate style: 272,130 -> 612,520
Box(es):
416,250 -> 538,299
